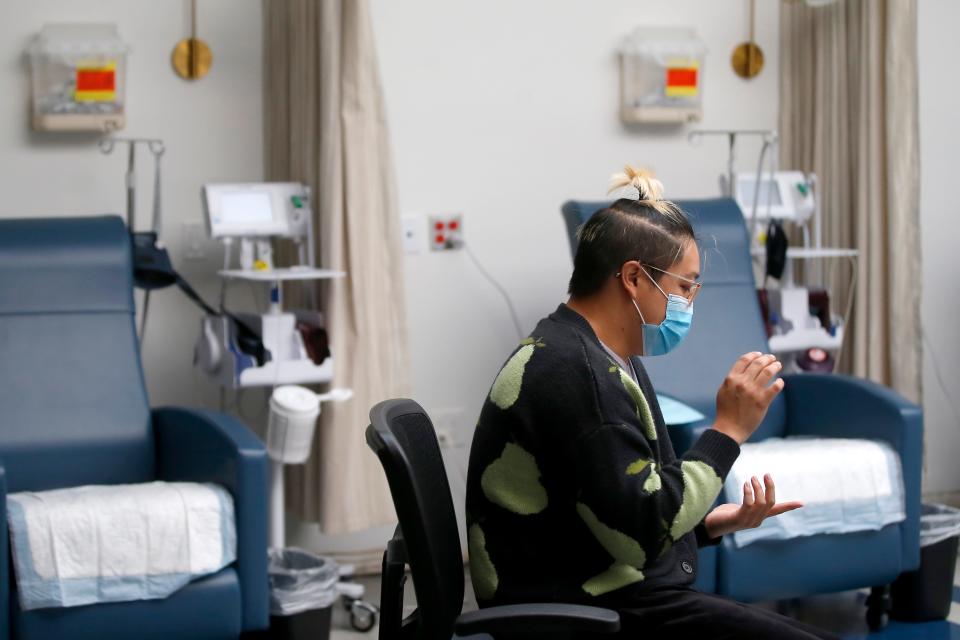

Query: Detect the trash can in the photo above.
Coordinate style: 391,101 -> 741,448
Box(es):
891,503 -> 960,621
266,548 -> 339,640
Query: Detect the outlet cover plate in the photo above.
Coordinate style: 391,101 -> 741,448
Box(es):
429,214 -> 464,251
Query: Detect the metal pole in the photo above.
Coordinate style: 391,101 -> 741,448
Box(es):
270,459 -> 285,549
126,143 -> 136,230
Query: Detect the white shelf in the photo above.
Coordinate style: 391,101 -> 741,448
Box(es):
218,268 -> 346,282
235,356 -> 334,388
751,247 -> 859,259
769,326 -> 844,353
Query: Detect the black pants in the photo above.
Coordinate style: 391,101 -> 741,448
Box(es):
615,586 -> 841,640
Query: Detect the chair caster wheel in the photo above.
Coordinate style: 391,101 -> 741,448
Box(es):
865,585 -> 890,631
349,600 -> 379,632
866,607 -> 888,631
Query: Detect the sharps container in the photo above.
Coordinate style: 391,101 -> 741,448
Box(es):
267,385 -> 320,464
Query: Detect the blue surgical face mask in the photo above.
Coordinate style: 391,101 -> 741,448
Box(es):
630,271 -> 693,357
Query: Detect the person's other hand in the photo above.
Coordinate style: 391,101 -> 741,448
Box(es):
703,473 -> 803,539
713,352 -> 784,444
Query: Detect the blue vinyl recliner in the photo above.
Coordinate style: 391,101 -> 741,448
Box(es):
561,198 -> 922,605
0,216 -> 269,640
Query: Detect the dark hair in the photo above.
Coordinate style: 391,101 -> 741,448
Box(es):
567,196 -> 696,298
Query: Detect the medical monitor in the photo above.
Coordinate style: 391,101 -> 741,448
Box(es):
732,171 -> 815,223
203,182 -> 307,238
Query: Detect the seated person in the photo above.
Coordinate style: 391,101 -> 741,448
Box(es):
465,167 -> 838,639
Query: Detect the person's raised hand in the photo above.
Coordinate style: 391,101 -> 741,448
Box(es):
703,473 -> 803,538
713,352 -> 784,445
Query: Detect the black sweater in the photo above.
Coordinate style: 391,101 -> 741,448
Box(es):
466,304 -> 741,608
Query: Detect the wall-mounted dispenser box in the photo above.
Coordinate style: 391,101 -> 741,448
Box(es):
28,24 -> 128,132
619,28 -> 706,125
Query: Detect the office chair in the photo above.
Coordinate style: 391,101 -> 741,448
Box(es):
365,399 -> 621,639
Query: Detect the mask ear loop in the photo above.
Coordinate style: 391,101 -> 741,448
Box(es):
631,297 -> 647,324
619,263 -> 659,325
641,265 -> 669,300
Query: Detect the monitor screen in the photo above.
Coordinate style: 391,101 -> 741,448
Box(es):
219,191 -> 274,225
739,177 -> 783,208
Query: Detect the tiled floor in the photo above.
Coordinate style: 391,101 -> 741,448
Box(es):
329,555 -> 960,639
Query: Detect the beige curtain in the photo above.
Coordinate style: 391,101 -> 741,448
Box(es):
779,0 -> 922,402
264,0 -> 409,533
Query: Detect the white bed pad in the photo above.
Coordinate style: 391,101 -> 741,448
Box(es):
6,481 -> 236,610
725,437 -> 905,548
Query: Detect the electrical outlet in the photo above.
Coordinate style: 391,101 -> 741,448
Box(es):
429,214 -> 464,251
401,213 -> 425,255
436,427 -> 455,448
182,221 -> 206,260
431,407 -> 464,448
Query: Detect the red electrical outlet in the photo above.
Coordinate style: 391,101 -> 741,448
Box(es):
429,214 -> 464,251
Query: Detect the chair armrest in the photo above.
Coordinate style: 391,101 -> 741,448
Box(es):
152,407 -> 269,632
0,461 -> 8,640
666,419 -> 713,456
454,603 -> 620,636
782,373 -> 923,571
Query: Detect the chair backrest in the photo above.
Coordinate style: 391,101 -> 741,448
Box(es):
561,198 -> 786,440
0,216 -> 154,492
366,399 -> 465,640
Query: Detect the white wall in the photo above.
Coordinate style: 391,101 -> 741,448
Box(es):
918,2 -> 960,502
0,0 -> 263,412
290,0 -> 782,562
7,0 -> 953,563
372,0 -> 779,476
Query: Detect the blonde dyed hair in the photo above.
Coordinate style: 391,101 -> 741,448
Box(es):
608,164 -> 685,223
568,164 -> 696,297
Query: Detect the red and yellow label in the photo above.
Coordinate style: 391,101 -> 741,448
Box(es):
75,62 -> 117,102
665,62 -> 699,98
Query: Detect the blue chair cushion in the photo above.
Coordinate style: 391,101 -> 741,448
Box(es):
716,526 -> 903,602
0,216 -> 134,316
11,568 -> 242,640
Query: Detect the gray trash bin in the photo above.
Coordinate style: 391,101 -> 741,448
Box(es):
891,503 -> 960,621
267,548 -> 339,640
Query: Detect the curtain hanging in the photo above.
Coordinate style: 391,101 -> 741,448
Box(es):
263,0 -> 410,533
779,0 -> 922,403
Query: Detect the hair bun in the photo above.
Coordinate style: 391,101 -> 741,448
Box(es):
609,164 -> 664,201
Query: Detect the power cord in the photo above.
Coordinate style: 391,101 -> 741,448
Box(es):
464,244 -> 525,340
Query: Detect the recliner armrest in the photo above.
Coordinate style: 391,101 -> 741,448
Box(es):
454,603 -> 620,636
152,407 -> 269,632
782,373 -> 923,572
782,373 -> 921,444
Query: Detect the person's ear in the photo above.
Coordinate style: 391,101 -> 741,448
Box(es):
618,261 -> 644,296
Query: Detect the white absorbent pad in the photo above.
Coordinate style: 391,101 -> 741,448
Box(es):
725,437 -> 905,548
6,481 -> 236,610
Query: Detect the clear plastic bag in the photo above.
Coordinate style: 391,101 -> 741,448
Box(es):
268,548 -> 339,616
920,504 -> 960,548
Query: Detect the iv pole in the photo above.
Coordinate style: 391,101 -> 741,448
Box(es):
99,137 -> 166,342
687,129 -> 777,197
688,129 -> 778,252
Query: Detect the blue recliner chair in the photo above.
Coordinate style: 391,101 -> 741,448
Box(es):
561,198 -> 922,610
0,216 -> 269,640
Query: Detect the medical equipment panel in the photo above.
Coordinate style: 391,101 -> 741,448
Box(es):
28,24 -> 128,132
729,171 -> 815,223
203,182 -> 310,239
